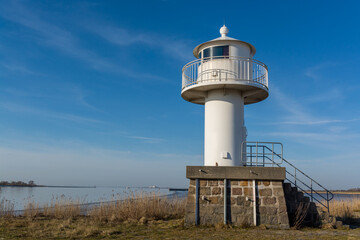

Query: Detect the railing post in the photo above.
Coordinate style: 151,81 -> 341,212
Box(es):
195,179 -> 199,225
224,179 -> 227,224
250,145 -> 252,166
262,146 -> 265,167
310,179 -> 313,202
327,191 -> 330,213
256,142 -> 258,166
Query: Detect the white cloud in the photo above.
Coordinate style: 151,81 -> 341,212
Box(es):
0,143 -> 201,187
85,24 -> 193,61
0,1 -> 166,81
0,102 -> 106,125
304,62 -> 337,81
269,85 -> 358,126
271,118 -> 360,126
128,136 -> 164,144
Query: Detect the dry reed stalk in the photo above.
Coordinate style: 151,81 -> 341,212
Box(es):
0,198 -> 14,217
1,191 -> 186,223
24,201 -> 40,218
321,197 -> 360,222
293,202 -> 310,229
89,192 -> 186,222
24,197 -> 83,219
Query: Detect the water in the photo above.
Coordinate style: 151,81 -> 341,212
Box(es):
322,193 -> 360,201
1,186 -> 358,211
0,186 -> 172,211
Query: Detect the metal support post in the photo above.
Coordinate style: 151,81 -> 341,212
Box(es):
224,179 -> 227,224
195,179 -> 199,225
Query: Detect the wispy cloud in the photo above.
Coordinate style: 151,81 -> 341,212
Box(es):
128,136 -> 164,144
267,131 -> 360,142
3,84 -> 100,112
0,102 -> 106,125
0,1 -> 166,81
304,88 -> 343,103
85,24 -> 193,61
269,86 -> 356,126
271,86 -> 314,122
0,142 -> 200,186
0,62 -> 41,76
269,118 -> 360,126
304,62 -> 337,81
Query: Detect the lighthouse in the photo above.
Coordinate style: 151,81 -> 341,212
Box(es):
183,26 -> 332,228
182,25 -> 268,166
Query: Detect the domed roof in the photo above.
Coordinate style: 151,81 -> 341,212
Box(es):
220,25 -> 229,37
193,25 -> 256,58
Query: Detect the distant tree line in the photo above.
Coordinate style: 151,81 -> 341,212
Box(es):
0,180 -> 37,187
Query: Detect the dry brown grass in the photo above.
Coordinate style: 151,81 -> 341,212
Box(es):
321,197 -> 360,223
23,197 -> 83,219
0,192 -> 187,239
1,192 -> 186,222
89,192 -> 186,222
0,199 -> 14,217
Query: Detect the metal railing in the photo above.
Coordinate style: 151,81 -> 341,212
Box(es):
241,141 -> 334,212
241,141 -> 283,166
182,56 -> 268,90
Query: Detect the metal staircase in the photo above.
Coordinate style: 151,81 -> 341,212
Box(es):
242,141 -> 334,213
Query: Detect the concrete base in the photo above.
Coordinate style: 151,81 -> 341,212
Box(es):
185,166 -> 290,229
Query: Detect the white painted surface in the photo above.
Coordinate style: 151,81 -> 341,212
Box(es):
204,89 -> 245,166
182,26 -> 269,166
197,56 -> 252,84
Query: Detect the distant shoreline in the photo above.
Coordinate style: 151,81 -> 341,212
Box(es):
0,185 -> 96,188
305,191 -> 360,195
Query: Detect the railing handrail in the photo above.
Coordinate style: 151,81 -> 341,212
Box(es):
242,142 -> 334,212
256,155 -> 331,209
182,56 -> 268,71
242,141 -> 283,166
182,56 -> 268,90
261,153 -> 334,201
262,146 -> 334,201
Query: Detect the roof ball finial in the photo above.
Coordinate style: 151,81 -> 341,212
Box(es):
220,25 -> 229,37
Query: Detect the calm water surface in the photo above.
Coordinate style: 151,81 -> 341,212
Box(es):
1,186 -> 358,211
0,186 -> 171,211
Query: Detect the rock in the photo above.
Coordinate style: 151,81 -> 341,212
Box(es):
138,217 -> 148,225
335,220 -> 343,229
258,224 -> 268,229
322,223 -> 334,229
342,224 -> 350,230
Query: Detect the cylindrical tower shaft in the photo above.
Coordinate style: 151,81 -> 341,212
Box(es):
204,89 -> 246,166
181,26 -> 269,167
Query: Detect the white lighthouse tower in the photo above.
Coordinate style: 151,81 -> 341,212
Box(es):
182,26 -> 269,166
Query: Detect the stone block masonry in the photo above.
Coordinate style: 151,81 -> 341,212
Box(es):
185,166 -> 290,229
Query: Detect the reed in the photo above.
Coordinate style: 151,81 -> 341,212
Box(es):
88,192 -> 186,222
0,198 -> 14,217
321,197 -> 360,223
2,192 -> 185,223
24,197 -> 83,219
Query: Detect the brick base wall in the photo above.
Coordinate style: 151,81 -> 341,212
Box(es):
185,179 -> 290,229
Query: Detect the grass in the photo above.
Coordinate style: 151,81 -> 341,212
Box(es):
89,192 -> 185,222
1,194 -> 360,239
1,217 -> 359,239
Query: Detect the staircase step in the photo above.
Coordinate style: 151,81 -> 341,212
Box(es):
291,186 -> 298,193
283,183 -> 292,194
296,191 -> 304,201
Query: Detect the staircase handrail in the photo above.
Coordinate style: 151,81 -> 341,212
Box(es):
243,142 -> 334,212
262,145 -> 334,199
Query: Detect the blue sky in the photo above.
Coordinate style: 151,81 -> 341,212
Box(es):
0,0 -> 360,189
